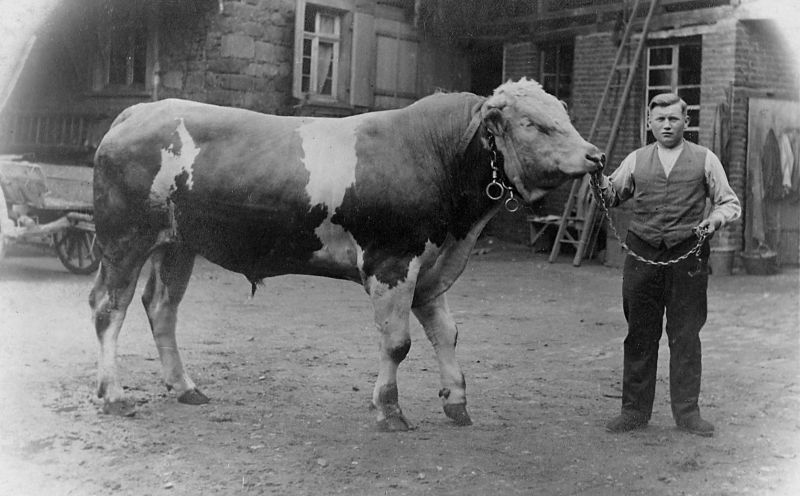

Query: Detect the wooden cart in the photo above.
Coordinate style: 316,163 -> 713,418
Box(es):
0,157 -> 100,274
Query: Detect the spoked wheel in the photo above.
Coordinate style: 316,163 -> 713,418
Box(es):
53,228 -> 101,275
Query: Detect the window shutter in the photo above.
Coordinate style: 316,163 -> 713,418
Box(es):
292,0 -> 307,99
350,10 -> 375,107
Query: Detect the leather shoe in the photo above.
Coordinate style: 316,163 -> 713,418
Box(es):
676,414 -> 714,437
606,412 -> 648,433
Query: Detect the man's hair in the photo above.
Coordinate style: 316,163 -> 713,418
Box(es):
648,93 -> 687,114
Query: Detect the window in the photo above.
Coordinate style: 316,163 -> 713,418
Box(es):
645,41 -> 702,144
108,23 -> 148,87
539,43 -> 574,107
91,6 -> 151,93
296,3 -> 342,99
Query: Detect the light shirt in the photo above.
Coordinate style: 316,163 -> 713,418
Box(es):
600,140 -> 741,227
655,141 -> 684,177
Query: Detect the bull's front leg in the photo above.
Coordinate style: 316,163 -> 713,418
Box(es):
412,293 -> 472,426
365,263 -> 420,432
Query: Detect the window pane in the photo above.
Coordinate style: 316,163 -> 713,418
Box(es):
542,75 -> 556,95
647,89 -> 664,106
132,30 -> 147,84
684,130 -> 699,144
109,37 -> 128,85
649,47 -> 672,66
678,87 -> 700,105
559,45 -> 574,72
304,5 -> 316,32
317,41 -> 334,95
687,108 -> 700,127
542,47 -> 557,73
678,44 -> 702,84
648,69 -> 671,87
318,13 -> 336,35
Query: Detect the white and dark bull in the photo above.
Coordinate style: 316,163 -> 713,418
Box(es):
90,78 -> 603,430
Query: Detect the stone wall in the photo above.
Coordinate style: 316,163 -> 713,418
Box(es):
158,0 -> 296,114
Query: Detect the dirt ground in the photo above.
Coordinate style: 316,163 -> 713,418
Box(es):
1,239 -> 798,496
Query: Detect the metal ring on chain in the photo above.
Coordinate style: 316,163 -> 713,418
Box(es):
485,181 -> 506,201
504,195 -> 520,212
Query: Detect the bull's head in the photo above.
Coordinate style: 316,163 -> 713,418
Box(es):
481,78 -> 604,203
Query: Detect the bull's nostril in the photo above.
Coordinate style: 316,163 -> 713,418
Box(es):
586,153 -> 605,166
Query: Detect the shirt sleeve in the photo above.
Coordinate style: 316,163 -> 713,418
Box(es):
597,151 -> 636,207
704,150 -> 742,227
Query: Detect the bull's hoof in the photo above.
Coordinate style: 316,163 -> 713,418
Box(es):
377,413 -> 414,432
178,388 -> 210,405
102,399 -> 136,417
444,403 -> 472,426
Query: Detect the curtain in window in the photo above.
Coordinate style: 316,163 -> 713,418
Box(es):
317,42 -> 333,94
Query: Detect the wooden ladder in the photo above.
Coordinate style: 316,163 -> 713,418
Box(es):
548,0 -> 660,266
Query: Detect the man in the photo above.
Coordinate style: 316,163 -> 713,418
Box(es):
598,93 -> 741,437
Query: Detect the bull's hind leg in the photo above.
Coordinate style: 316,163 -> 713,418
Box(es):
412,293 -> 472,426
89,235 -> 154,415
141,245 -> 207,405
366,263 -> 420,432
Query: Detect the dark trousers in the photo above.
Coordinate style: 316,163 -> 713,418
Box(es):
621,233 -> 710,422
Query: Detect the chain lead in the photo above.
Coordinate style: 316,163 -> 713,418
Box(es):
484,132 -> 518,211
589,172 -> 709,269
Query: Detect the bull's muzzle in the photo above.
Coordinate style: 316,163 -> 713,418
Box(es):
586,151 -> 605,172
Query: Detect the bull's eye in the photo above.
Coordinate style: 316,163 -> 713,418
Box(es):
521,118 -> 551,135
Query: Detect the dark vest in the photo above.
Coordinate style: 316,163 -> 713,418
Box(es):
628,141 -> 708,248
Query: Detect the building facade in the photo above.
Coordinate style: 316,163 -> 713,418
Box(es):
1,0 -> 471,163
487,0 -> 799,266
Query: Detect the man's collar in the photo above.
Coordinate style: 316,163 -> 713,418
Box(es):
656,139 -> 685,152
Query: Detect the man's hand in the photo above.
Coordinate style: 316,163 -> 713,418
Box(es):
697,216 -> 722,234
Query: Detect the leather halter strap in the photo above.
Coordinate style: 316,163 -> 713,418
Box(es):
455,100 -> 487,161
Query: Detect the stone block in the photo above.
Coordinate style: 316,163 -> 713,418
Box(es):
185,72 -> 205,92
240,21 -> 265,38
255,41 -> 276,62
208,57 -> 249,74
219,74 -> 255,91
162,70 -> 184,90
221,34 -> 255,58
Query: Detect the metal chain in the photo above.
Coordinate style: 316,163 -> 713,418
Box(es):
588,171 -> 710,268
484,133 -> 520,212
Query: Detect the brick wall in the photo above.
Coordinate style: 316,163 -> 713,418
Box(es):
732,19 -> 800,263
701,20 -> 740,249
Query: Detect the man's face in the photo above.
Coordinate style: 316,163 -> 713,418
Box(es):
648,102 -> 688,149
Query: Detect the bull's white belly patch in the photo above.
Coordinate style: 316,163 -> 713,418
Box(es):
298,118 -> 362,269
149,118 -> 201,204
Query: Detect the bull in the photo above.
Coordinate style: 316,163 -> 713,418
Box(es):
90,78 -> 603,430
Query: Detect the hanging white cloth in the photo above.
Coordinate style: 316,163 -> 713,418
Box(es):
779,132 -> 794,193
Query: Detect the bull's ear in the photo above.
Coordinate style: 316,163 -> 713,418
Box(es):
483,108 -> 506,136
482,94 -> 508,136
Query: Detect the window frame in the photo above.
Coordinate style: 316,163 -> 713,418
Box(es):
538,41 -> 574,107
107,26 -> 148,88
293,1 -> 346,102
643,40 -> 702,145
90,5 -> 154,96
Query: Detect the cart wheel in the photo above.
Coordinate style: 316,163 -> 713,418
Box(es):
54,228 -> 101,275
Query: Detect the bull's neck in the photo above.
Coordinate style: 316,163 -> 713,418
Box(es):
416,94 -> 496,222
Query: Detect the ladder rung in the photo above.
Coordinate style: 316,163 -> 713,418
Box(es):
615,64 -> 633,71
